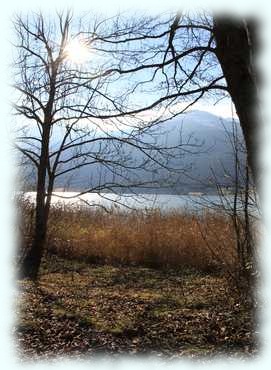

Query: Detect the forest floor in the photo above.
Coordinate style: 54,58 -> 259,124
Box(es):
15,254 -> 258,362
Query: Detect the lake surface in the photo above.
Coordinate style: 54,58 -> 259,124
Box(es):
25,192 -> 242,213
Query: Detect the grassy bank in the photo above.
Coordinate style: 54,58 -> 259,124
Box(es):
16,199 -> 257,359
19,198 -> 238,272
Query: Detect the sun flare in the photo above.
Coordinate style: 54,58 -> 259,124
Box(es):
65,38 -> 90,64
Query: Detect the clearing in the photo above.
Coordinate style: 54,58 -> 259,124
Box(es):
15,254 -> 257,360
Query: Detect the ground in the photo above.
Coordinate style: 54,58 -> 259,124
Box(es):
15,254 -> 257,361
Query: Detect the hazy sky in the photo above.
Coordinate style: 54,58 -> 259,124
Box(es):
8,5 -> 237,135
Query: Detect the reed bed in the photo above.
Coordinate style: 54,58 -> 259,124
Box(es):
18,198 -> 238,272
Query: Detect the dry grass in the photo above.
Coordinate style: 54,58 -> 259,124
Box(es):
16,199 -> 257,359
18,197 -> 238,272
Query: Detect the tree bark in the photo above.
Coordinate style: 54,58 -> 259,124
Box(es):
19,125 -> 51,280
19,59 -> 58,279
213,17 -> 259,184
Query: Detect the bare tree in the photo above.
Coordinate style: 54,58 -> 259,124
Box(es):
213,16 -> 259,183
79,11 -> 259,183
13,11 -> 194,279
80,11 -> 260,288
208,118 -> 258,289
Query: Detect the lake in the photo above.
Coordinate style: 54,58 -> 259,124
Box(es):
24,192 -> 247,214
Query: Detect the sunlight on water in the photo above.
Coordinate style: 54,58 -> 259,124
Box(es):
24,192 -> 238,213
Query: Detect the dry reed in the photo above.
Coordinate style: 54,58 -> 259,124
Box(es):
18,198 -> 238,272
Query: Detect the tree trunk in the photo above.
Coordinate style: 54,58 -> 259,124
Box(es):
20,196 -> 47,280
19,125 -> 51,280
213,17 -> 259,184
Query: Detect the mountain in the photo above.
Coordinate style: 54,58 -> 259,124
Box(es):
148,110 -> 245,193
22,110 -> 246,194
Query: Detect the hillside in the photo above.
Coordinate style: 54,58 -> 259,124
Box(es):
21,110 -> 245,194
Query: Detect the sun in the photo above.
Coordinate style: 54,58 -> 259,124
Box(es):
64,38 -> 90,64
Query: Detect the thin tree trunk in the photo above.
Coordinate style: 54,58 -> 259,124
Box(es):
19,57 -> 58,279
20,125 -> 51,280
213,17 -> 259,184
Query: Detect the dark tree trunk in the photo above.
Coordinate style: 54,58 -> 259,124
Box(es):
213,17 -> 259,184
19,62 -> 58,280
19,125 -> 51,280
20,198 -> 47,280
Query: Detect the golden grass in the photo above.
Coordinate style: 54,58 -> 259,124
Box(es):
18,198 -> 240,270
18,198 -> 238,272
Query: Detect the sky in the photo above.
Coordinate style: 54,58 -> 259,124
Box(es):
150,100 -> 238,120
8,7 -> 237,139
